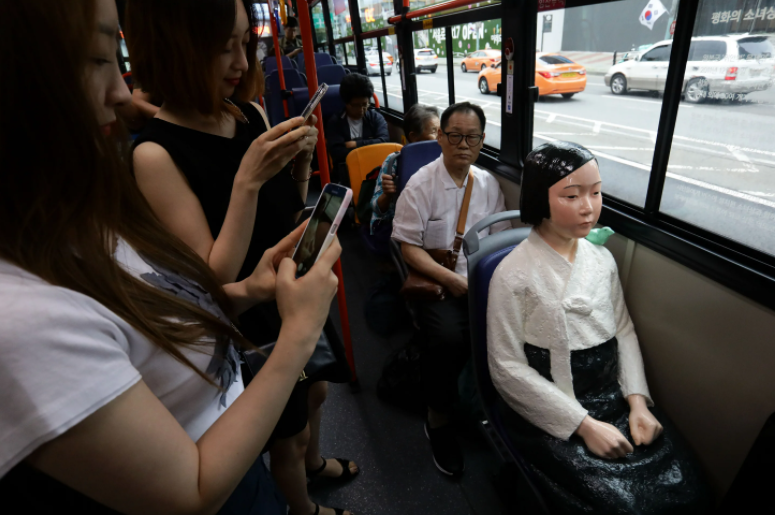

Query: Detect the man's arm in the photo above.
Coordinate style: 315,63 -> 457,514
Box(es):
325,117 -> 350,162
356,111 -> 390,147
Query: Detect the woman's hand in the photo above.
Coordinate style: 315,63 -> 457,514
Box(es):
576,415 -> 634,459
381,174 -> 397,197
235,116 -> 312,192
243,222 -> 308,303
445,272 -> 468,298
295,114 -> 319,163
628,394 -> 663,446
275,237 -> 341,354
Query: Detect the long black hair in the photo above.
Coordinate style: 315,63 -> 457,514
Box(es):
519,141 -> 597,226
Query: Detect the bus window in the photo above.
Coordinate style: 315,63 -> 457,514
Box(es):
413,29 -> 448,116
661,5 -> 775,257
533,0 -> 675,207
328,0 -> 352,39
312,2 -> 327,45
454,20 -> 503,149
345,41 -> 357,66
363,37 -> 394,109
358,0 -> 392,31
335,42 -> 346,64
383,34 -> 403,112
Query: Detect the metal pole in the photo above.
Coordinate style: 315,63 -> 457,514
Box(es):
446,25 -> 455,105
377,35 -> 389,109
267,0 -> 290,118
297,0 -> 358,384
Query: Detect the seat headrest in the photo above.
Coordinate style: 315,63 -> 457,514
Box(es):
396,140 -> 442,194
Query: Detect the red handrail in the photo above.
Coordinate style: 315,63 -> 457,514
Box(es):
266,1 -> 290,118
388,0 -> 478,23
298,0 -> 358,383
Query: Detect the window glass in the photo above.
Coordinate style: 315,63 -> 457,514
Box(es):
251,3 -> 273,37
358,0 -> 393,31
345,41 -> 357,66
408,0 -> 500,20
382,34 -> 403,112
312,3 -> 327,44
328,0 -> 352,39
452,20 -> 503,149
688,40 -> 727,61
532,0 -> 675,207
661,2 -> 775,256
335,43 -> 345,64
641,44 -> 672,61
413,29 -> 448,120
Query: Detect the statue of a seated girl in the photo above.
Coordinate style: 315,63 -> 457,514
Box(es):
487,141 -> 712,514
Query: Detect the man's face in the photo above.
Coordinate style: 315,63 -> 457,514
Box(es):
437,111 -> 484,169
345,97 -> 370,121
285,26 -> 298,39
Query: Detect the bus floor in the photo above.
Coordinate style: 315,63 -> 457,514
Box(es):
291,184 -> 509,514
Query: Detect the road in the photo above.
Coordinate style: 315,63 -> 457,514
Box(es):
372,64 -> 775,255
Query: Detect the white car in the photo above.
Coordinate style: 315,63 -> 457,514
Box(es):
414,48 -> 438,73
604,34 -> 774,103
365,49 -> 393,76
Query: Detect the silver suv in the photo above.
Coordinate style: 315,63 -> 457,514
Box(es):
604,34 -> 774,103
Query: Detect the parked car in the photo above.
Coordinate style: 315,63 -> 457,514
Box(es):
477,53 -> 587,98
365,50 -> 393,76
604,35 -> 775,103
461,49 -> 501,72
414,48 -> 438,73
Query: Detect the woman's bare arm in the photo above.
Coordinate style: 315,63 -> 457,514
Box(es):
133,142 -> 259,284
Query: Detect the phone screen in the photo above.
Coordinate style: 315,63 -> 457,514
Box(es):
293,187 -> 345,276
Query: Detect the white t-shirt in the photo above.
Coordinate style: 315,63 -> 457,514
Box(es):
0,240 -> 243,479
392,156 -> 510,277
347,116 -> 363,139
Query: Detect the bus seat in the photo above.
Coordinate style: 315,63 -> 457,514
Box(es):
263,55 -> 294,73
298,52 -> 335,72
396,140 -> 442,195
463,211 -> 549,514
345,143 -> 403,224
317,64 -> 347,85
263,69 -> 307,126
287,85 -> 342,122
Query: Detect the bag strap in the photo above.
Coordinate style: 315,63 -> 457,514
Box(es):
451,171 -> 475,255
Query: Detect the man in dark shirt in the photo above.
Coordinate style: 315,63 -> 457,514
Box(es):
325,73 -> 389,183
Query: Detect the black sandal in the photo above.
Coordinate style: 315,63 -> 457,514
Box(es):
306,455 -> 359,482
288,502 -> 351,515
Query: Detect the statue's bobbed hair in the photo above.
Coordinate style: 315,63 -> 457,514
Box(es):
519,141 -> 597,226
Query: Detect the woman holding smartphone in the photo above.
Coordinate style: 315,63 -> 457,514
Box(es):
126,2 -> 358,515
0,1 -> 342,514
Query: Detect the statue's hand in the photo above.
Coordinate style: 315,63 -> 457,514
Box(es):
576,415 -> 634,460
627,395 -> 663,446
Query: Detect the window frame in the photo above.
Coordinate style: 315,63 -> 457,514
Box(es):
331,0 -> 775,310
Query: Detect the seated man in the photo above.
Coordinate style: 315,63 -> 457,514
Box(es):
325,73 -> 389,183
392,102 -> 510,477
272,16 -> 302,61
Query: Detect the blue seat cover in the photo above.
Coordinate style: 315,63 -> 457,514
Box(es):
395,140 -> 442,195
263,69 -> 306,126
263,55 -> 294,73
317,64 -> 347,86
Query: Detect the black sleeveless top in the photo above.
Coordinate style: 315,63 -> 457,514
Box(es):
133,101 -> 304,345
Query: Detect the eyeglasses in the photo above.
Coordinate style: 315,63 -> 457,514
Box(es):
441,130 -> 483,146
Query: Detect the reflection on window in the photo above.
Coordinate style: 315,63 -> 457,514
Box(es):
661,0 -> 775,256
328,0 -> 352,39
312,3 -> 327,44
531,0 -> 675,207
358,0 -> 393,31
452,21 -> 503,149
380,34 -> 403,112
408,0 -> 500,20
345,41 -> 357,66
363,37 -> 396,109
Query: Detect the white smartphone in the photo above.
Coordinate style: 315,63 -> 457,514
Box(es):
292,183 -> 352,277
296,83 -> 329,126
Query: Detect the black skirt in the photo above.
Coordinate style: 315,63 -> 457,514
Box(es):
497,338 -> 713,515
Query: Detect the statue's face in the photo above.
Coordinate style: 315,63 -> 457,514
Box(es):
544,160 -> 602,240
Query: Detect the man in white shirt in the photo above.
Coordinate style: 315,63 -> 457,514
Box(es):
392,102 -> 510,477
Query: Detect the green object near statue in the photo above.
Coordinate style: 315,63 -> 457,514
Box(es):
585,226 -> 615,246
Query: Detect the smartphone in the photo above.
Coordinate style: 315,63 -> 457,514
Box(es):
295,83 -> 328,127
292,183 -> 352,277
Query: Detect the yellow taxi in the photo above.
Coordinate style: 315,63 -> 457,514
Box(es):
461,49 -> 501,73
478,53 -> 587,99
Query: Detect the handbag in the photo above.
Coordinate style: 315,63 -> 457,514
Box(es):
240,318 -> 352,386
399,170 -> 475,302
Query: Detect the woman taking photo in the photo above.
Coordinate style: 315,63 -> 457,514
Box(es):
125,2 -> 358,515
0,1 -> 341,514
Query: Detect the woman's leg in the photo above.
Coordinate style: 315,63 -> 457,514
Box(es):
304,381 -> 359,477
269,426 -> 316,515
